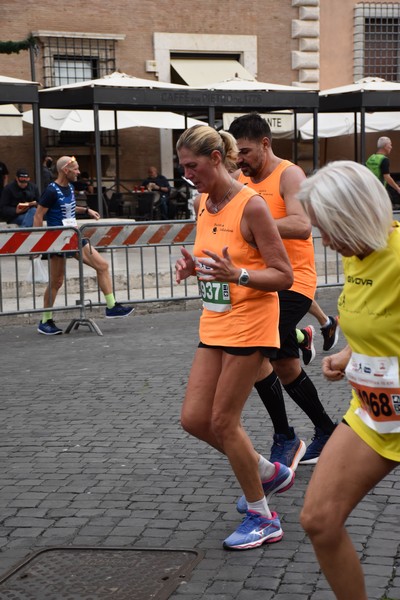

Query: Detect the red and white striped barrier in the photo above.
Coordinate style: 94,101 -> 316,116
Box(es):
80,222 -> 196,248
0,228 -> 79,255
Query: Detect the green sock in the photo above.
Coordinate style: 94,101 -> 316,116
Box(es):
296,328 -> 305,344
104,293 -> 116,309
42,311 -> 52,323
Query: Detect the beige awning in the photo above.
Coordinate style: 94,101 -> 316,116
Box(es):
170,59 -> 255,87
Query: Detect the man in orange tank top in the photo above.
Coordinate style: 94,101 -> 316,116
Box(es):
229,113 -> 336,468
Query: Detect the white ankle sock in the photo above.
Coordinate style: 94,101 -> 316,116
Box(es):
258,455 -> 276,482
247,497 -> 272,518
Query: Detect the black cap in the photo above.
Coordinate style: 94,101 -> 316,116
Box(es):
16,168 -> 29,178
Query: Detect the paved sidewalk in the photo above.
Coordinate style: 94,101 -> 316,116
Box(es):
1,292 -> 399,600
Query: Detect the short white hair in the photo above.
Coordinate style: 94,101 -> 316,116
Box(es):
297,161 -> 393,254
377,136 -> 391,149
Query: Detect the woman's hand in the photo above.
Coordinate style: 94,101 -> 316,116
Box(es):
322,345 -> 351,382
175,246 -> 195,283
196,246 -> 237,282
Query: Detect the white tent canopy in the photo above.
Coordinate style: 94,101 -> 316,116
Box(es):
0,75 -> 39,85
0,74 -> 40,180
22,108 -> 205,132
320,76 -> 400,97
198,75 -> 313,92
39,71 -> 187,92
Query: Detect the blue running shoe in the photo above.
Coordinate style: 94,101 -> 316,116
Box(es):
223,510 -> 283,550
37,319 -> 63,336
299,427 -> 332,465
269,427 -> 306,470
236,462 -> 295,514
105,303 -> 135,319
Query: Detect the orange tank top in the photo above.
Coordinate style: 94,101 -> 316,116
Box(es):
239,161 -> 316,299
194,185 -> 280,348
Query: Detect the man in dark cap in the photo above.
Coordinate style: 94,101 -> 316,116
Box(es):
0,168 -> 39,226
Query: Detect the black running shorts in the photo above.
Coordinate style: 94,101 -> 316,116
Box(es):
271,290 -> 312,361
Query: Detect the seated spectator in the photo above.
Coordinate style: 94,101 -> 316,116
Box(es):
0,168 -> 39,227
141,166 -> 171,219
73,171 -> 94,197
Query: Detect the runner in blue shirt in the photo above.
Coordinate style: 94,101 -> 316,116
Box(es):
34,155 -> 134,335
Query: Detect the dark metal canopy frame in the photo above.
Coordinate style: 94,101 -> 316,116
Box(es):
39,85 -> 319,216
0,79 -> 41,188
319,90 -> 400,165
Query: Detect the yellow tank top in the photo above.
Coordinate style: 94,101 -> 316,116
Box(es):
239,161 -> 316,299
340,223 -> 400,460
194,185 -> 280,348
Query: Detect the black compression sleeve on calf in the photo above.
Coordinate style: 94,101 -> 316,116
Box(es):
255,372 -> 292,436
283,369 -> 335,434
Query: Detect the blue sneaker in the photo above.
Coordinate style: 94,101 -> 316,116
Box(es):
299,427 -> 332,465
223,511 -> 283,550
269,427 -> 306,470
236,462 -> 295,514
37,319 -> 63,336
105,303 -> 135,318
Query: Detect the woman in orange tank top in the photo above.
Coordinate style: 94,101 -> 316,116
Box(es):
174,125 -> 294,550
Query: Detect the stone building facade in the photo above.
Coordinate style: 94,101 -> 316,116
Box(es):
1,0 -> 400,187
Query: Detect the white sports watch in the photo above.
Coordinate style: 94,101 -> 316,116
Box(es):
238,268 -> 250,286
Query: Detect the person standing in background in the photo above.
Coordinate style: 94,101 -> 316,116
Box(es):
366,136 -> 400,196
0,160 -> 9,196
42,155 -> 55,189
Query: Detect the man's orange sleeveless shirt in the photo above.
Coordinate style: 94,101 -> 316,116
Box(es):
239,160 -> 316,300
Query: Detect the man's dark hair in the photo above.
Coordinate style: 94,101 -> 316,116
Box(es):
228,112 -> 272,142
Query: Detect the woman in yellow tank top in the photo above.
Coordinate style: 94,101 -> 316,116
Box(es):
298,161 -> 400,600
174,125 -> 294,550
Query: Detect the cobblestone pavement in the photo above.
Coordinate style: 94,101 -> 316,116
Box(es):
1,292 -> 399,600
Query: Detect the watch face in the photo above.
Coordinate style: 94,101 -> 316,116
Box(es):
240,270 -> 250,284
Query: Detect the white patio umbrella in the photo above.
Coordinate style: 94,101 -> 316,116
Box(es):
300,111 -> 400,139
22,108 -> 205,132
0,104 -> 23,136
300,112 -> 358,139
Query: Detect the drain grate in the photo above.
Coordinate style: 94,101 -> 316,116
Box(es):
0,546 -> 203,599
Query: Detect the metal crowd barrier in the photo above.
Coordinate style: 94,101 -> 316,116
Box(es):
0,225 -> 102,335
0,219 -> 346,335
0,220 -> 199,335
79,219 -> 198,307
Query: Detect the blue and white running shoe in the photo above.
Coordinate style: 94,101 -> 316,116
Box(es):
236,462 -> 295,514
105,303 -> 135,318
223,510 -> 283,550
269,427 -> 306,470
